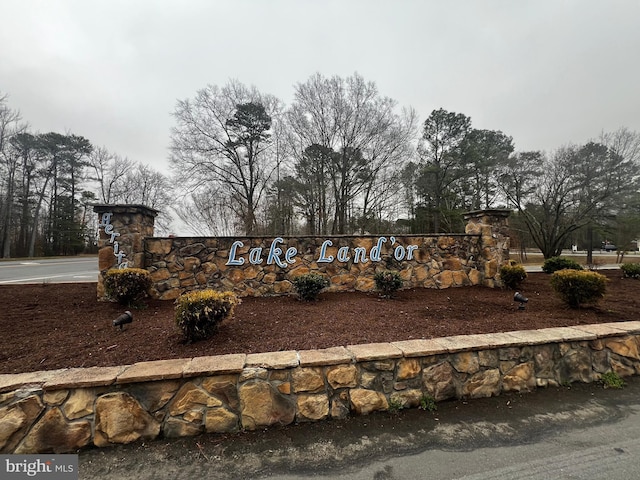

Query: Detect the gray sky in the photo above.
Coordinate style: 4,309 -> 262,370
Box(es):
1,0 -> 639,174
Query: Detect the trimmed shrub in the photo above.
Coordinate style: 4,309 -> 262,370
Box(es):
620,263 -> 640,279
550,269 -> 607,308
499,261 -> 527,290
103,268 -> 152,306
374,270 -> 404,298
542,256 -> 583,274
291,273 -> 330,301
175,289 -> 240,342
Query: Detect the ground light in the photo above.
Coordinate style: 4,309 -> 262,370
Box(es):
514,292 -> 529,310
113,311 -> 133,330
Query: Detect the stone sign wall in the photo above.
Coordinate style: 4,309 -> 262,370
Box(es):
93,205 -> 511,300
94,204 -> 159,299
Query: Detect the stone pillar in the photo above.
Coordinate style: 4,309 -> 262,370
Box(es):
463,209 -> 511,287
93,204 -> 159,300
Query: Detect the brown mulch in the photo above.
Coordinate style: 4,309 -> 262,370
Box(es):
1,270 -> 638,375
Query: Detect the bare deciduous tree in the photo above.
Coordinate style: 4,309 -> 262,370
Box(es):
286,73 -> 416,234
0,92 -> 26,257
88,147 -> 174,233
499,143 -> 640,258
170,80 -> 283,235
599,127 -> 640,164
88,146 -> 134,204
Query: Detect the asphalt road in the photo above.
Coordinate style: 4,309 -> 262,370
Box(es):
0,256 -> 98,284
78,376 -> 640,480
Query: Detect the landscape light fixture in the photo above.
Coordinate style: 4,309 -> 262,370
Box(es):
514,292 -> 528,310
113,311 -> 133,330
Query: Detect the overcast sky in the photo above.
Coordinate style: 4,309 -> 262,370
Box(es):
2,0 -> 639,174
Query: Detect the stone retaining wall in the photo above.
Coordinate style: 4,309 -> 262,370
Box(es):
2,321 -> 640,454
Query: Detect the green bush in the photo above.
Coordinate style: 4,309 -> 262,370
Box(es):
419,395 -> 437,412
175,289 -> 240,342
374,270 -> 404,297
542,256 -> 584,274
387,397 -> 404,414
550,269 -> 607,308
620,263 -> 640,279
103,268 -> 152,306
601,371 -> 626,389
499,261 -> 527,290
291,273 -> 330,301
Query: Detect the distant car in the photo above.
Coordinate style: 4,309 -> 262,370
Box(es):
602,244 -> 617,252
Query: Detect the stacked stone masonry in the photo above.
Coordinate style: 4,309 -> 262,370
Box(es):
93,206 -> 510,300
94,204 -> 158,299
2,322 -> 640,454
141,209 -> 510,300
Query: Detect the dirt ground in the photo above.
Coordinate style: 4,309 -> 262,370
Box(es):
1,269 -> 638,375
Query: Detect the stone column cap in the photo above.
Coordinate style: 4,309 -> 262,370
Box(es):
93,204 -> 160,216
463,208 -> 512,219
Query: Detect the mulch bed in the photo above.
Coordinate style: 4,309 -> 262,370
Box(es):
1,270 -> 637,374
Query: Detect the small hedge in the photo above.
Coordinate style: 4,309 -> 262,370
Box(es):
499,261 -> 527,290
542,256 -> 583,274
620,263 -> 640,279
374,270 -> 403,297
175,290 -> 240,342
103,268 -> 152,306
291,273 -> 330,301
550,269 -> 607,308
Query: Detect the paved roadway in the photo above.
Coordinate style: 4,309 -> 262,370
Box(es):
0,256 -> 98,284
